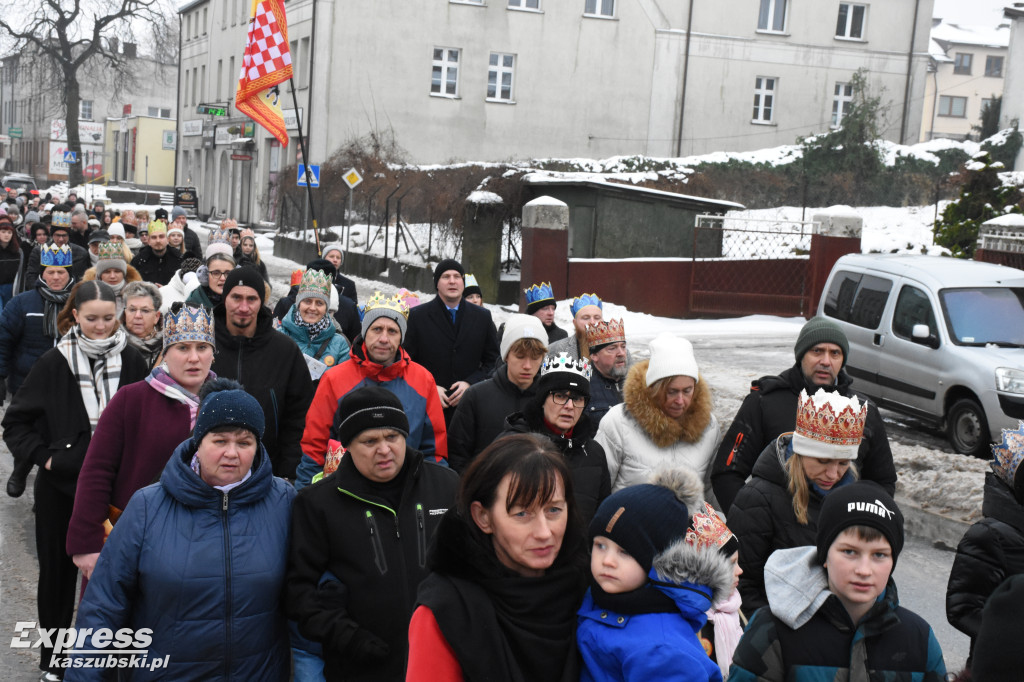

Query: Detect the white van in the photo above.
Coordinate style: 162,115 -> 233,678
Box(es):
818,253 -> 1024,457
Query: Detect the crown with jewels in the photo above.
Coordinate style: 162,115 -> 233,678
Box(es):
51,211 -> 71,229
540,352 -> 592,381
361,291 -> 410,320
162,305 -> 215,349
97,241 -> 126,262
525,281 -> 555,305
685,502 -> 736,552
298,268 -> 332,299
40,243 -> 73,267
208,228 -> 231,246
793,388 -> 867,459
324,439 -> 345,477
146,219 -> 167,236
570,293 -> 602,317
586,319 -> 625,349
991,421 -> 1024,487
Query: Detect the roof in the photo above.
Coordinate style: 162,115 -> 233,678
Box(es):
522,173 -> 744,212
931,21 -> 1010,49
177,0 -> 209,14
835,253 -> 1024,289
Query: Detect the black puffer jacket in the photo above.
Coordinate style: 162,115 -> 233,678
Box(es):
946,471 -> 1024,652
0,241 -> 24,287
727,435 -> 858,612
499,408 -> 611,524
712,364 -> 896,513
448,363 -> 539,473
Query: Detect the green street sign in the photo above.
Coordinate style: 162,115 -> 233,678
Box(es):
8,127 -> 22,138
196,105 -> 228,116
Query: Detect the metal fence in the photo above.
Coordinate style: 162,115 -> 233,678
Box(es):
690,215 -> 819,317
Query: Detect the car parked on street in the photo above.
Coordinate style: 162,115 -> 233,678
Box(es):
818,253 -> 1024,457
1,173 -> 37,195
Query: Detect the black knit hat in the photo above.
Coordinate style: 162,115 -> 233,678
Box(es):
222,266 -> 265,306
193,378 -> 265,445
335,386 -> 410,447
794,317 -> 849,368
971,574 -> 1024,681
306,258 -> 337,278
433,258 -> 464,288
816,481 -> 904,567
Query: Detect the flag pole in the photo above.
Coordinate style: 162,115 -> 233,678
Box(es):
288,77 -> 321,255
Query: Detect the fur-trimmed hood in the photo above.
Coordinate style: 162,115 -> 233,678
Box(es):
622,359 -> 714,448
82,263 -> 143,284
652,537 -> 734,609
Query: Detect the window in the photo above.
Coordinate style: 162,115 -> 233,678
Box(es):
186,14 -> 192,40
982,97 -> 999,115
832,82 -> 854,127
835,3 -> 866,39
487,53 -> 515,102
954,53 -> 972,75
938,95 -> 967,118
202,8 -> 208,34
201,64 -> 206,101
217,59 -> 223,100
757,0 -> 787,32
985,55 -> 1004,78
148,107 -> 171,118
80,99 -> 93,120
584,0 -> 614,17
431,48 -> 460,97
752,77 -> 776,123
300,37 -> 310,87
892,285 -> 938,342
509,0 -> 540,8
822,271 -> 893,330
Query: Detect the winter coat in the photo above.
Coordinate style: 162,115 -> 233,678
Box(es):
212,305 -> 314,478
287,449 -> 458,682
236,252 -> 269,282
182,224 -> 203,260
549,332 -> 585,360
500,408 -> 611,523
297,342 -> 448,486
0,284 -> 60,395
729,547 -> 946,682
25,241 -> 90,282
448,362 -> 539,473
185,284 -> 217,310
545,322 -> 568,344
132,245 -> 184,286
711,364 -> 896,514
334,271 -> 358,304
595,360 -> 720,500
278,304 -> 351,368
727,435 -> 857,612
577,538 -> 734,682
273,283 -> 361,344
946,471 -> 1024,650
1,343 -> 147,497
67,380 -> 194,556
0,240 -> 25,287
157,268 -> 201,313
82,263 -> 144,316
587,370 -> 624,429
403,295 -> 501,391
68,439 -> 295,681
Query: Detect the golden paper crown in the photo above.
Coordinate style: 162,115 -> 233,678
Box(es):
586,319 -> 625,349
685,502 -> 734,551
362,291 -> 410,320
147,219 -> 167,235
992,421 -> 1024,487
793,389 -> 867,459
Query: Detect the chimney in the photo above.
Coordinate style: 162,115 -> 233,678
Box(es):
123,43 -> 137,58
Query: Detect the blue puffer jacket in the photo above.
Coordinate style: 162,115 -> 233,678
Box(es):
278,304 -> 351,369
68,438 -> 296,681
0,283 -> 60,395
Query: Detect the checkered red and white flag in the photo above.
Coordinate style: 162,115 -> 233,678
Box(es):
235,0 -> 293,146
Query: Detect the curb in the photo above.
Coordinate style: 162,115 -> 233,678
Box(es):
899,498 -> 971,551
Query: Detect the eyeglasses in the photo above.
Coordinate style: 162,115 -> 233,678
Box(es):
550,391 -> 585,407
125,306 -> 156,316
209,270 -> 231,280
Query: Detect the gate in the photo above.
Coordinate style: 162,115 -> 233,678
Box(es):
690,215 -> 818,317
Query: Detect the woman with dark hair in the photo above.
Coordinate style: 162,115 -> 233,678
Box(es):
2,280 -> 147,681
407,433 -> 588,682
0,217 -> 24,307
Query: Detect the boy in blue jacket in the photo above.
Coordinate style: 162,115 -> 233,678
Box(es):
577,468 -> 735,682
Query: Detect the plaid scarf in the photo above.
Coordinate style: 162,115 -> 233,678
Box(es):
293,305 -> 333,340
56,326 -> 127,433
145,364 -> 212,430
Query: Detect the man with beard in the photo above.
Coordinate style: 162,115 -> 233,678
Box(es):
132,221 -> 183,286
584,319 -> 628,428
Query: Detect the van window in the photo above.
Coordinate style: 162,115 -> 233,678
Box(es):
892,285 -> 938,341
823,270 -> 892,329
940,287 -> 1024,346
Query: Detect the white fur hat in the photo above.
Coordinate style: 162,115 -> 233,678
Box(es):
646,334 -> 699,386
500,314 -> 547,360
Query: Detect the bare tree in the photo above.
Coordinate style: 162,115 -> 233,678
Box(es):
0,0 -> 167,186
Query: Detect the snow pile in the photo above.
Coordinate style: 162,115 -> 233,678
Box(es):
893,443 -> 987,522
466,190 -> 503,204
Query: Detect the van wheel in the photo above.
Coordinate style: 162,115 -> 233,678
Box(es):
946,398 -> 990,458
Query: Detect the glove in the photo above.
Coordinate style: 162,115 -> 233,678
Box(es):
317,579 -> 349,611
347,629 -> 390,663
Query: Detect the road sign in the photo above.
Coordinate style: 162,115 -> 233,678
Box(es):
231,153 -> 253,161
297,164 -> 320,188
8,127 -> 22,138
63,150 -> 78,163
196,104 -> 228,116
343,168 -> 363,189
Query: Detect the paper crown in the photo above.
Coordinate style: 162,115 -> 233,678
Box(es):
240,228 -> 255,240
290,269 -> 304,286
147,220 -> 167,236
525,281 -> 555,304
40,243 -> 73,267
298,268 -> 332,298
992,421 -> 1024,488
586,319 -> 625,349
51,211 -> 72,229
464,273 -> 480,292
220,218 -> 238,231
685,502 -> 735,552
97,241 -> 126,262
793,388 -> 867,459
540,352 -> 593,381
163,305 -> 215,349
570,293 -> 602,317
208,228 -> 231,246
396,288 -> 420,308
324,439 -> 344,477
361,291 -> 410,320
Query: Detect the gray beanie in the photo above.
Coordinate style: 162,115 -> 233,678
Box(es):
360,292 -> 409,342
794,317 -> 849,368
171,205 -> 187,221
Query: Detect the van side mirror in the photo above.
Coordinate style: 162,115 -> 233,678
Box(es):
912,323 -> 939,349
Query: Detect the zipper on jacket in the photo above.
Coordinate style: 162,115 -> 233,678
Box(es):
364,510 -> 388,575
340,489 -> 399,538
416,503 -> 426,568
221,491 -> 232,676
235,342 -> 244,381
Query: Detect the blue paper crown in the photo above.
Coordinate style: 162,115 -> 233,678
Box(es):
570,293 -> 602,317
992,421 -> 1024,487
208,228 -> 231,246
40,243 -> 73,268
525,281 -> 555,305
540,352 -> 592,381
163,305 -> 216,349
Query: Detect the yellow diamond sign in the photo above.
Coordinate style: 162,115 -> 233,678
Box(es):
343,168 -> 363,189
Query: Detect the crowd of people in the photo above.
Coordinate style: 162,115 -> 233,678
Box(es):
0,190 -> 1019,682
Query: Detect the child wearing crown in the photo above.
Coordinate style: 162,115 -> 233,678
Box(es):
577,468 -> 735,682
